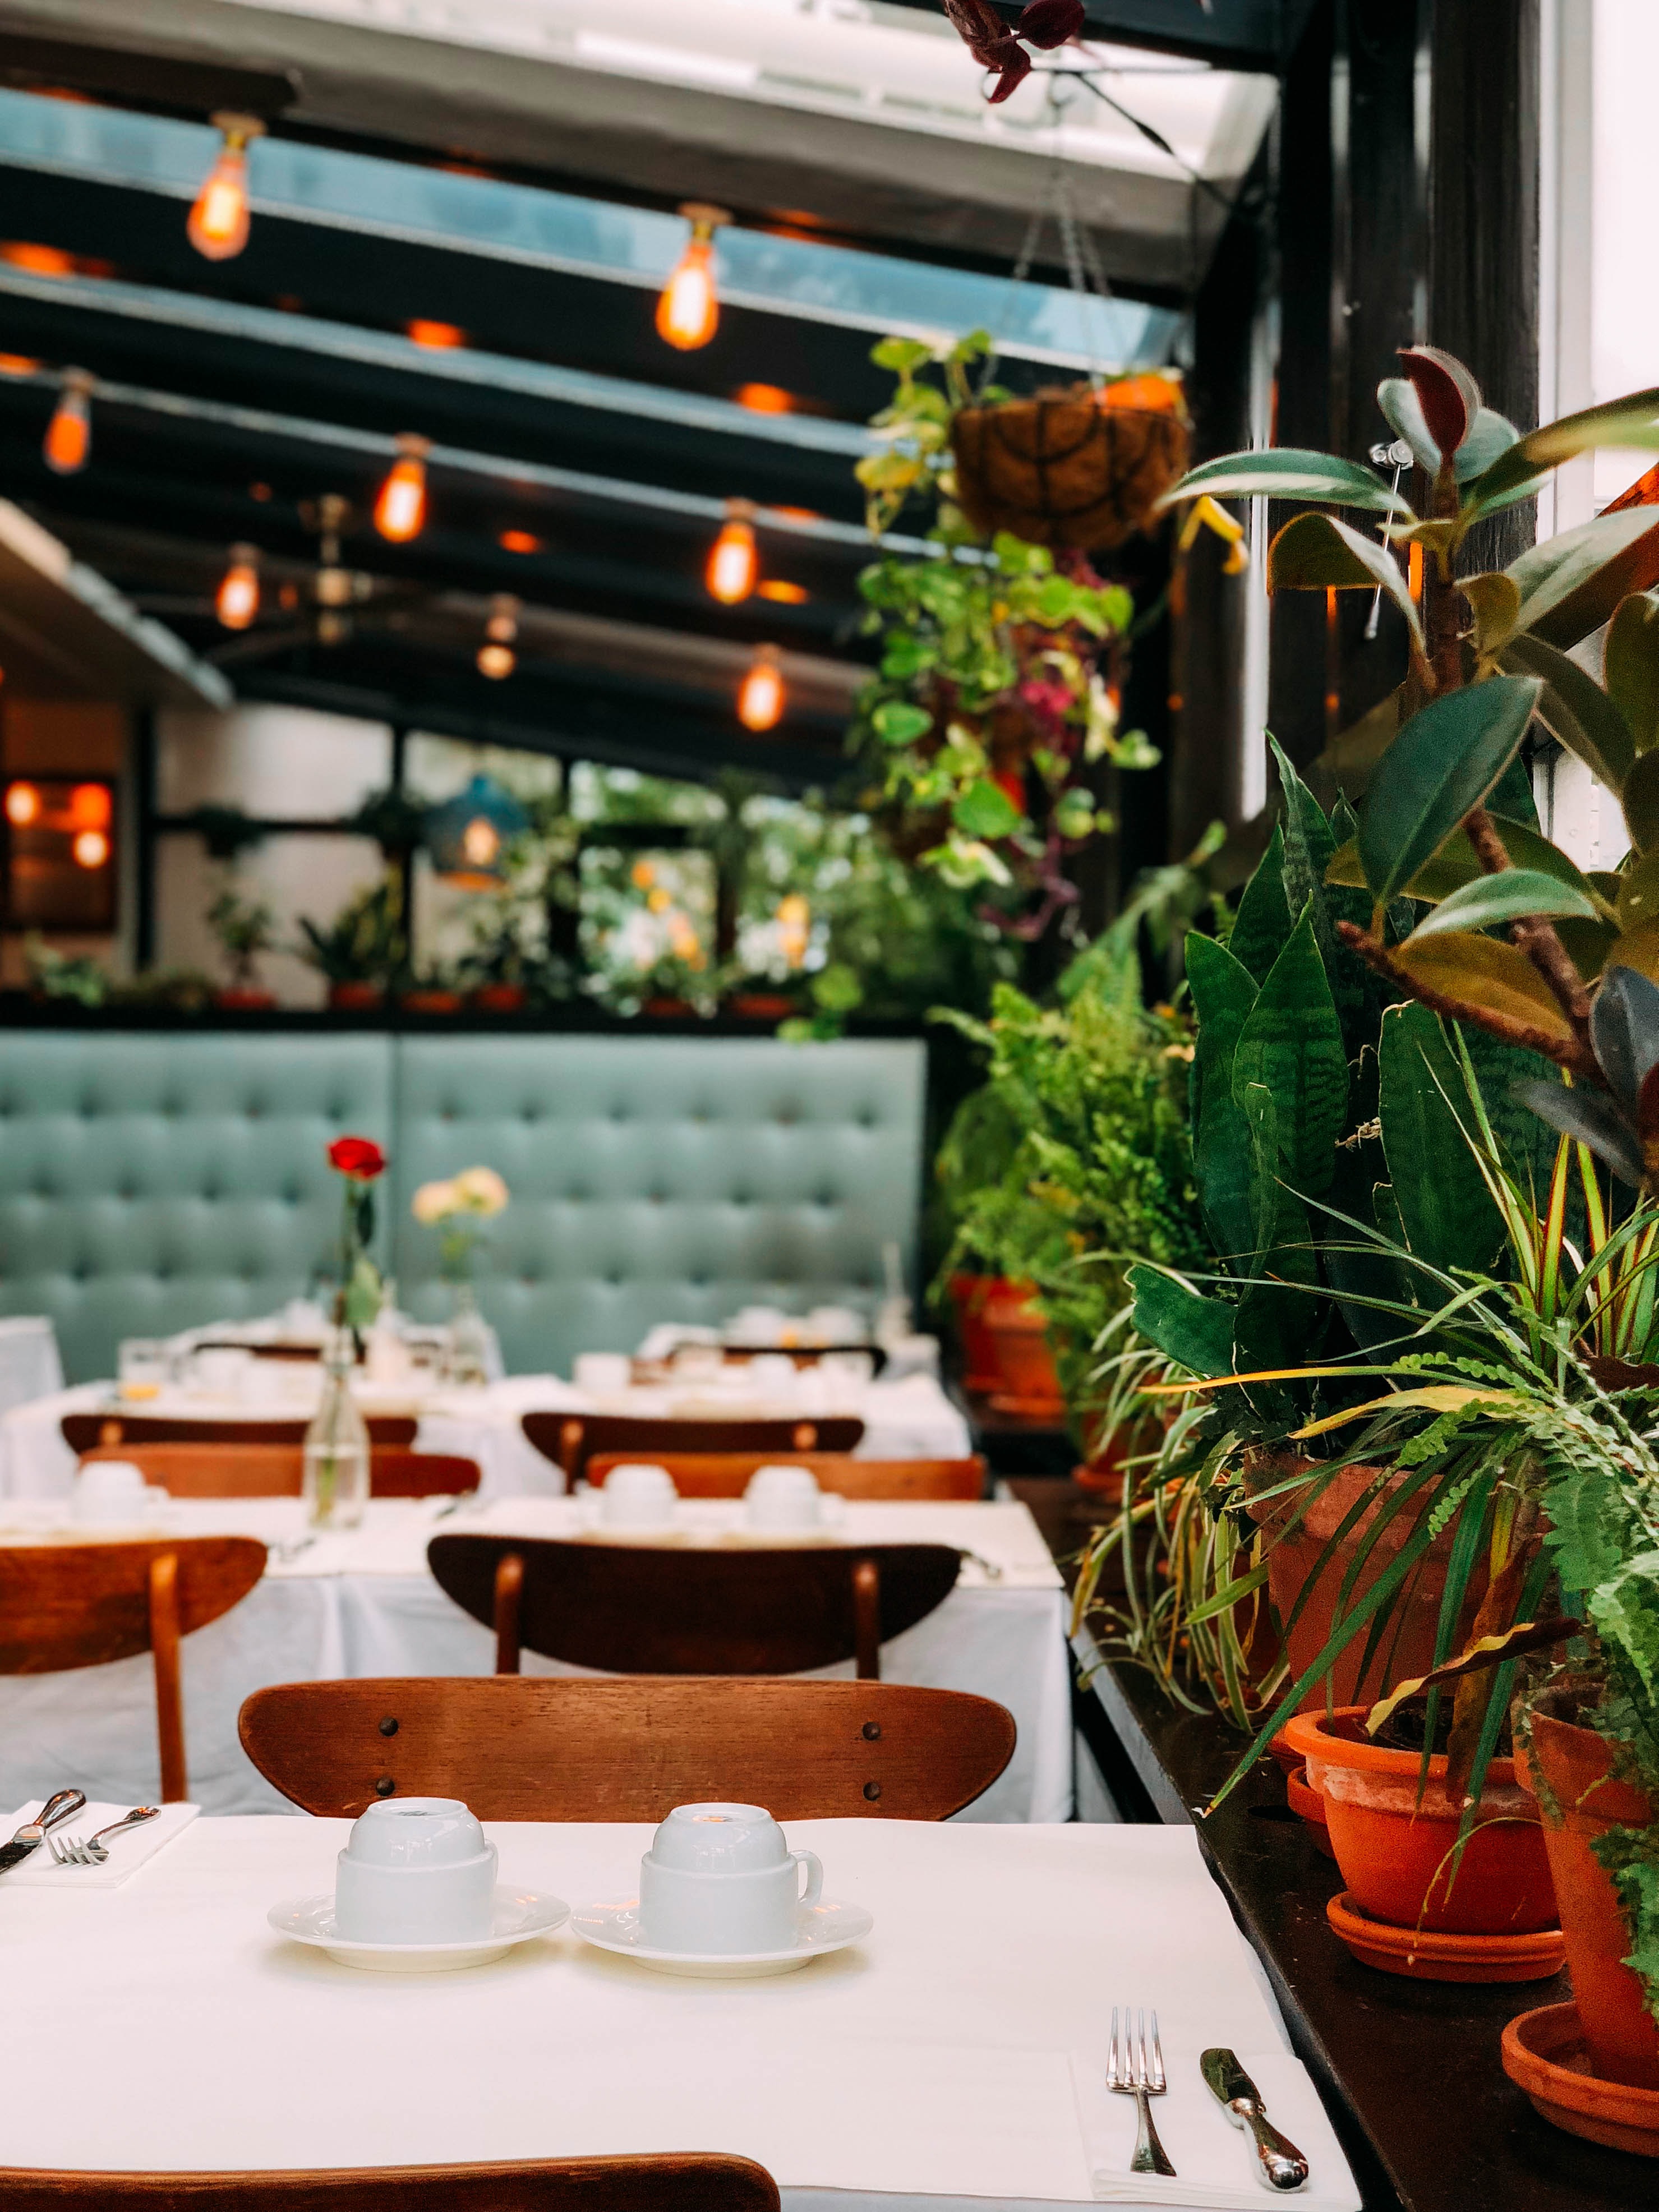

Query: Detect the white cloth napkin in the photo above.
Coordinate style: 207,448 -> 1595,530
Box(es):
2,1800 -> 199,1888
1070,2049 -> 1362,2210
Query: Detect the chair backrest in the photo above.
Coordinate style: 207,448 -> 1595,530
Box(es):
0,2154 -> 778,2212
239,1676 -> 1016,1821
78,1444 -> 479,1500
63,1412 -> 418,1451
520,1412 -> 864,1485
0,1535 -> 267,1802
428,1531 -> 960,1678
586,1451 -> 985,1501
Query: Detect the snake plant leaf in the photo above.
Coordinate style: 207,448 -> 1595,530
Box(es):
1267,513 -> 1425,658
1377,1003 -> 1505,1274
1270,738 -> 1376,1055
1356,675 -> 1543,906
1186,931 -> 1260,1267
1405,869 -> 1597,942
1328,816 -> 1605,909
1231,905 -> 1349,1197
1389,931 -> 1578,1045
1507,508 -> 1659,651
1517,1079 -> 1644,1191
1229,822 -> 1296,984
1500,632 -> 1637,794
1156,448 -> 1415,517
1624,750 -> 1659,854
1324,1149 -> 1417,1349
1127,1263 -> 1237,1379
1465,383 -> 1659,506
1607,591 -> 1659,753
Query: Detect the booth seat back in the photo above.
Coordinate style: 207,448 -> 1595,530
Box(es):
0,1032 -> 925,1382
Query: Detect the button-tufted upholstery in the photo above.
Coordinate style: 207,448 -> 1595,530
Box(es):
0,1033 -> 925,1382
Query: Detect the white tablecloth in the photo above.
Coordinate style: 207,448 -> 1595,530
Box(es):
0,1317 -> 62,1423
0,1814 -> 1358,2210
0,1497 -> 1070,1825
0,1372 -> 973,1501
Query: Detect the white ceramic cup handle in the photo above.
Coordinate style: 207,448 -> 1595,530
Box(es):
792,1850 -> 823,1905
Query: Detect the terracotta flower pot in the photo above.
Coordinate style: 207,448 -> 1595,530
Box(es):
1247,1458 -> 1483,1709
1284,1765 -> 1337,1859
215,988 -> 275,1010
1285,1707 -> 1557,1937
328,981 -> 384,1012
400,989 -> 463,1015
471,983 -> 527,1013
1515,1694 -> 1659,2089
643,995 -> 696,1017
980,1281 -> 1065,1414
947,1271 -> 1010,1394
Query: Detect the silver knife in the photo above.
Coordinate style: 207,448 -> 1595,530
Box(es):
1200,2049 -> 1311,2192
0,1790 -> 87,1877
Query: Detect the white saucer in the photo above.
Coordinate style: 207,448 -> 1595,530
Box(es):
569,1896 -> 873,1977
268,1885 -> 569,1972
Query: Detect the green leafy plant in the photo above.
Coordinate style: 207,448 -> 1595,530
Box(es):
25,934 -> 107,1006
297,875 -> 405,989
205,884 -> 278,994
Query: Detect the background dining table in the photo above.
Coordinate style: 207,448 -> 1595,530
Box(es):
0,1813 -> 1361,2210
0,1495 -> 1072,1823
0,1370 -> 975,1499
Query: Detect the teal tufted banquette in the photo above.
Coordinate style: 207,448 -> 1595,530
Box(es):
0,1031 -> 925,1381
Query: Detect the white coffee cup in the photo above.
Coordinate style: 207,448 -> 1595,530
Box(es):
333,1797 -> 497,1943
601,1462 -> 678,1529
75,1459 -> 153,1523
192,1346 -> 252,1398
574,1351 -> 632,1397
744,1462 -> 824,1532
638,1801 -> 823,1955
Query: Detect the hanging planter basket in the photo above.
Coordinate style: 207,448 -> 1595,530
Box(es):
950,376 -> 1190,552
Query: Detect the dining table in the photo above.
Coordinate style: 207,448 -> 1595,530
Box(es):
0,1369 -> 974,1500
0,1494 -> 1072,1824
0,1810 -> 1362,2211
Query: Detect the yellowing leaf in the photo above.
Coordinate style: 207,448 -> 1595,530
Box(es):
1390,931 -> 1578,1044
1462,572 -> 1522,657
1292,1385 -> 1518,1439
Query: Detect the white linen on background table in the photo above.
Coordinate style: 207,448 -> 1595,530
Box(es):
0,1372 -> 973,1500
0,1498 -> 1071,1824
0,1815 -> 1357,2211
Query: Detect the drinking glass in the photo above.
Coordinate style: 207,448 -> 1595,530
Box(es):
117,1339 -> 172,1401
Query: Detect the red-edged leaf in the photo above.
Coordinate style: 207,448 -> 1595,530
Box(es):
940,0 -> 1013,63
1017,0 -> 1084,47
1399,345 -> 1482,461
1640,1061 -> 1659,1188
985,40 -> 1033,100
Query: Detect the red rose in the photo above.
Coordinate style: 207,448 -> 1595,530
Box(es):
328,1135 -> 387,1181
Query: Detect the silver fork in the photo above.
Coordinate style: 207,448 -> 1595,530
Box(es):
46,1807 -> 160,1866
1108,2005 -> 1176,2177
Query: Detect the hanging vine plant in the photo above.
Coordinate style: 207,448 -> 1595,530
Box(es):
853,331 -> 1164,934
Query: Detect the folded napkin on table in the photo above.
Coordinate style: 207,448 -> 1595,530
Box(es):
1070,2049 -> 1361,2210
1,1800 -> 199,1889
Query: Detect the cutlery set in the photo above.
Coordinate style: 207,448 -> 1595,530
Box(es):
1109,2006 -> 1310,2193
0,1792 -> 156,1875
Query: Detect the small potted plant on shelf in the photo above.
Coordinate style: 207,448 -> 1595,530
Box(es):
297,876 -> 404,1011
206,884 -> 279,1009
398,961 -> 466,1016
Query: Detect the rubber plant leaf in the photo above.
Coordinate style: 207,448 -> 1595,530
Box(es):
1377,376 -> 1440,474
1356,674 -> 1543,906
1506,507 -> 1659,651
1127,1263 -> 1237,1380
1404,869 -> 1596,941
1451,408 -> 1522,485
1389,931 -> 1578,1045
1230,904 -> 1349,1199
1606,589 -> 1659,753
1327,817 -> 1603,910
1616,853 -> 1659,930
1397,345 -> 1480,459
1589,964 -> 1659,1116
1376,1003 -> 1504,1275
1464,383 -> 1659,506
1156,449 -> 1415,518
1500,632 -> 1637,794
1516,1081 -> 1643,1191
1267,512 -> 1425,658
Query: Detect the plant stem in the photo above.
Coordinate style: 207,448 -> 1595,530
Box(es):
1462,808 -> 1596,1044
1335,920 -> 1602,1081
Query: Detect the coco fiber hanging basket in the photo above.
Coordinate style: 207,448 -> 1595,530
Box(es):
950,373 -> 1190,551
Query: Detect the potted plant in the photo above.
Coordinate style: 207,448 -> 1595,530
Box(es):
399,962 -> 466,1016
297,876 -> 404,1011
206,884 -> 279,1009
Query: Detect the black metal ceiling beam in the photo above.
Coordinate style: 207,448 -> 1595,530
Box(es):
0,29 -> 297,117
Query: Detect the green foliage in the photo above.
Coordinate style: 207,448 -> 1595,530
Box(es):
1356,676 -> 1542,912
297,874 -> 405,987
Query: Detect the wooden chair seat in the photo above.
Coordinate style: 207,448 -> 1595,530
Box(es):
428,1531 -> 961,1679
0,2153 -> 777,2212
64,1412 -> 418,1453
239,1677 -> 1016,1821
78,1444 -> 480,1500
586,1451 -> 985,1500
521,1411 -> 864,1486
0,1536 -> 266,1799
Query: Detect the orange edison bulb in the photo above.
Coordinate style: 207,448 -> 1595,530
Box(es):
43,370 -> 91,474
216,545 -> 260,630
656,202 -> 729,351
375,435 -> 430,542
707,501 -> 758,604
187,114 -> 264,262
738,646 -> 785,732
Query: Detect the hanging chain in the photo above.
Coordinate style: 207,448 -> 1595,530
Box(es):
979,73 -> 1114,397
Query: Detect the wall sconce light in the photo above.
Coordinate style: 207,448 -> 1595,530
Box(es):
187,112 -> 265,261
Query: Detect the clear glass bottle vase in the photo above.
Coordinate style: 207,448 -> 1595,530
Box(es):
302,1327 -> 370,1529
444,1282 -> 492,1387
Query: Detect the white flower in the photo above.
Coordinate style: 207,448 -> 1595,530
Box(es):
411,1178 -> 459,1224
453,1165 -> 509,1216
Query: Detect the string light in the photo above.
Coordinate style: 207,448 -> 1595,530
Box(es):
4,782 -> 40,826
43,368 -> 92,474
477,593 -> 519,679
656,202 -> 730,351
187,113 -> 265,261
374,433 -> 430,542
215,544 -> 261,630
738,644 -> 786,732
758,580 -> 809,605
706,498 -> 758,605
72,829 -> 109,869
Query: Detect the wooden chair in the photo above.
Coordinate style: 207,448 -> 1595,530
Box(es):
78,1444 -> 480,1500
586,1451 -> 986,1501
239,1676 -> 1016,1821
521,1411 -> 864,1487
63,1412 -> 419,1453
0,1536 -> 266,1800
0,2153 -> 778,2212
428,1531 -> 961,1680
